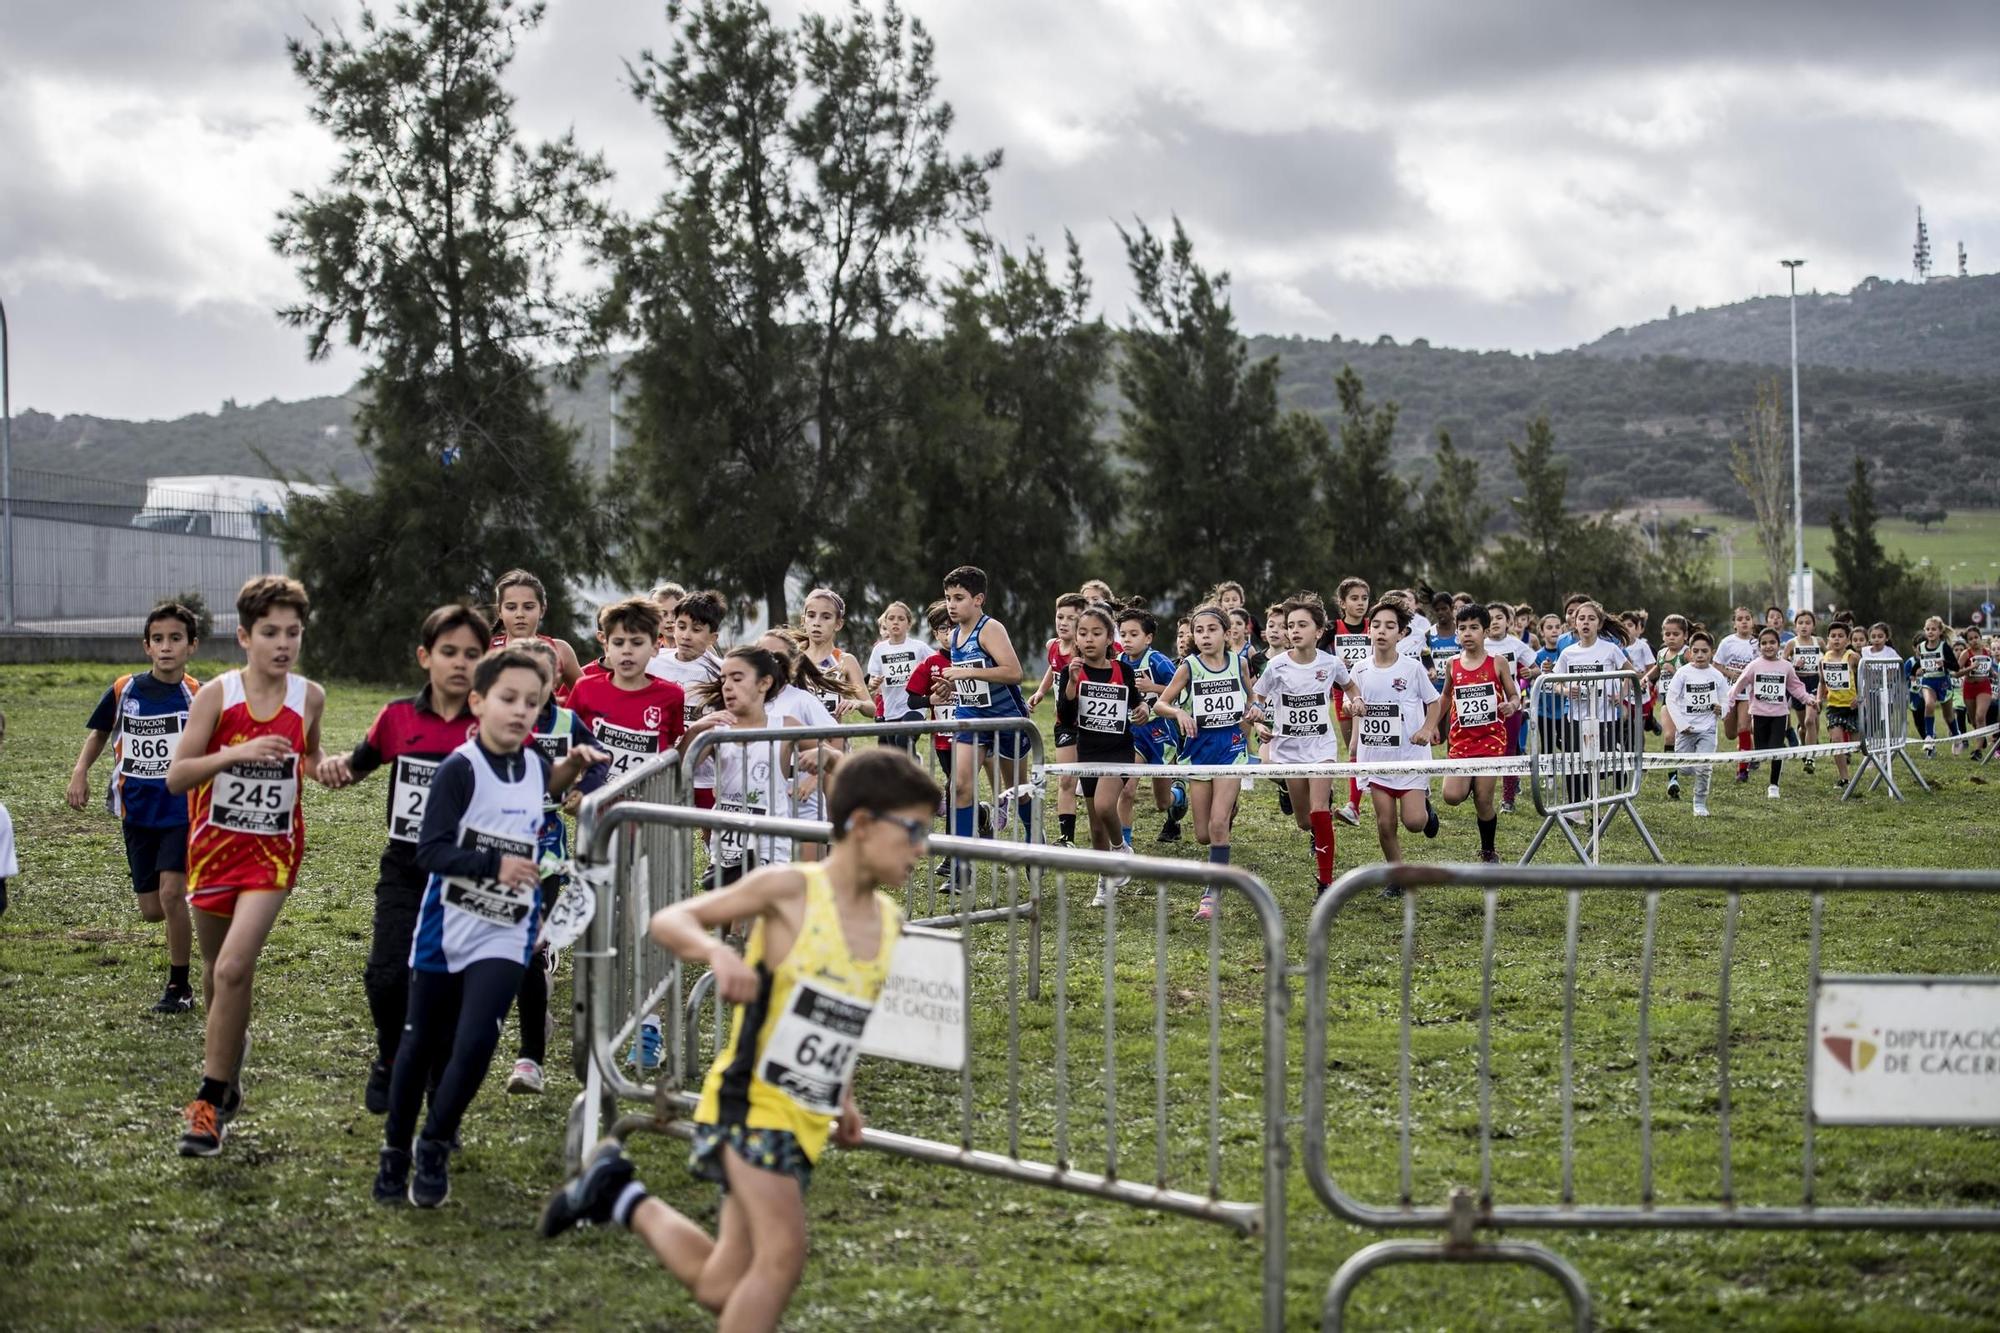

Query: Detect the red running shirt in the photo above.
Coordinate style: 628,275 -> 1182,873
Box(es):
568,675 -> 687,783
188,671 -> 311,896
1446,654 -> 1507,758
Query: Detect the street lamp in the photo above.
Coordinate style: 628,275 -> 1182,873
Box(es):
1781,259 -> 1807,612
0,294 -> 13,628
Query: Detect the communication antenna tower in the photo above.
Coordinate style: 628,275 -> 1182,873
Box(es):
1913,206 -> 1932,280
1959,241 -> 1968,278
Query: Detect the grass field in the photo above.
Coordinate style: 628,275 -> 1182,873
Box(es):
3,661 -> 1998,1331
1685,508 -> 2000,612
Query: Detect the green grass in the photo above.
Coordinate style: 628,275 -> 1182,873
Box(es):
1686,507 -> 2000,610
3,661 -> 1998,1330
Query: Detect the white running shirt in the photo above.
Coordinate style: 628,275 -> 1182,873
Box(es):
1350,658 -> 1439,793
1252,650 -> 1351,763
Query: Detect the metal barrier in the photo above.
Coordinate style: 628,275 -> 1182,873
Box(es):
1844,658 -> 1929,801
1523,669 -> 1659,865
1303,861 -> 2000,1332
571,799 -> 1292,1332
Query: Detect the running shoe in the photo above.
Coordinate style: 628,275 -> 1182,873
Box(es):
507,1059 -> 545,1095
1924,741 -> 1937,759
991,792 -> 1012,834
933,857 -> 955,880
1803,756 -> 1816,775
1479,848 -> 1501,864
410,1138 -> 451,1208
1193,893 -> 1216,922
1423,802 -> 1439,840
540,1140 -> 636,1238
1379,886 -> 1403,900
1090,877 -> 1109,909
1666,775 -> 1680,801
1336,803 -> 1360,827
977,803 -> 995,839
365,1059 -> 392,1116
1106,870 -> 1132,892
1693,801 -> 1711,818
1767,784 -> 1781,800
1735,767 -> 1750,784
1057,836 -> 1075,849
373,1147 -> 410,1205
178,1099 -> 223,1158
151,984 -> 195,1015
1276,783 -> 1293,817
1156,815 -> 1182,843
627,1015 -> 663,1072
1499,799 -> 1515,815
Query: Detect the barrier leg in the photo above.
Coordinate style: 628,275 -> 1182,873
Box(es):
1322,1239 -> 1593,1332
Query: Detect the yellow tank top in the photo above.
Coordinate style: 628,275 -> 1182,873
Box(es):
1821,648 -> 1860,709
695,862 -> 902,1161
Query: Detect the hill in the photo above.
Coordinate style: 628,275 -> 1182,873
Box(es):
15,330 -> 2000,528
1576,271 -> 2000,378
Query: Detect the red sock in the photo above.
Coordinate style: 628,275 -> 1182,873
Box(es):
1736,727 -> 1753,770
1347,775 -> 1360,809
1309,810 -> 1335,885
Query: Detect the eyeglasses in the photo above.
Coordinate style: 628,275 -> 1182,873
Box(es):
873,812 -> 930,848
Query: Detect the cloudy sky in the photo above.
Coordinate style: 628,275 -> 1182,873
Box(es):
5,0 -> 1999,421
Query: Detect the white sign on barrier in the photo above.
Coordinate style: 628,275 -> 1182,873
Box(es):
860,926 -> 968,1071
1812,978 -> 2000,1125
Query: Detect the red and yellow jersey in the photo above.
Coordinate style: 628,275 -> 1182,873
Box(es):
188,671 -> 311,893
1446,653 -> 1508,757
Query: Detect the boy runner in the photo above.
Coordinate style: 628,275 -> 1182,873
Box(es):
167,576 -> 329,1157
1116,607 -> 1188,845
540,749 -> 941,1333
317,604 -> 489,1112
931,566 -> 1031,881
648,589 -> 726,807
1317,578 -> 1373,826
67,602 -> 203,1013
569,598 -> 687,788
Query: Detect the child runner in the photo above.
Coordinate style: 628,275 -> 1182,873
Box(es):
647,582 -> 686,670
1351,600 -> 1442,880
649,590 -> 727,807
568,598 -> 688,789
801,589 -> 870,722
67,601 -> 203,1013
1783,610 -> 1823,765
1438,605 -> 1520,863
317,604 -> 489,1113
903,602 -> 957,780
865,600 -> 930,751
1818,621 -> 1862,784
1961,627 -> 1994,760
1907,616 -> 1961,758
1063,606 -> 1147,905
1318,578 -> 1373,826
1117,607 -> 1188,845
1025,594 -> 1086,844
1154,605 -> 1251,920
1665,630 -> 1728,817
1620,612 -> 1657,735
933,567 -> 1032,884
1080,578 -> 1116,605
539,750 -> 940,1333
1252,596 -> 1350,892
493,569 -> 582,700
683,647 -> 805,889
1713,606 -> 1760,782
167,576 -> 330,1157
1551,601 -> 1632,807
372,648 -> 605,1206
1656,614 -> 1691,797
1728,627 -> 1814,799
1483,601 -> 1531,814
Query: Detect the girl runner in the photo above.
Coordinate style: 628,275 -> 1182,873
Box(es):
1154,605 -> 1252,921
684,648 -> 809,888
1438,605 -> 1520,863
1320,579 -> 1372,826
800,590 -> 869,722
1024,594 -> 1086,845
1665,630 -> 1728,817
1818,621 -> 1862,784
1551,601 -> 1631,807
1960,627 -> 1993,760
1620,612 -> 1657,734
1351,600 -> 1442,879
492,569 -> 582,700
864,601 -> 930,753
1251,596 -> 1350,892
1063,606 -> 1148,905
1655,615 -> 1691,796
1907,616 -> 1961,757
1712,606 -> 1760,782
1785,610 -> 1824,769
1728,627 -> 1814,798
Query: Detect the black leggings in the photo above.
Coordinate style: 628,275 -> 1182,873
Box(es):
364,878 -> 424,1064
515,943 -> 552,1064
385,958 -> 526,1150
1753,712 -> 1789,783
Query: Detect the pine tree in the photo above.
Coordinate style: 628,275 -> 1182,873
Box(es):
1829,455 -> 1918,629
272,0 -> 608,677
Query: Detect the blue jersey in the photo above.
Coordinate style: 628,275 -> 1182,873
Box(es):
87,672 -> 201,828
949,615 -> 1027,720
1123,648 -> 1183,751
1426,630 -> 1459,685
411,740 -> 550,974
1533,648 -> 1565,718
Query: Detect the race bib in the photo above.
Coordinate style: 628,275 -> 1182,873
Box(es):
1794,645 -> 1822,675
595,721 -> 659,778
1456,681 -> 1499,728
1822,662 -> 1852,692
1078,679 -> 1128,734
1754,674 -> 1785,703
210,756 -> 298,836
1335,633 -> 1370,668
532,729 -> 572,765
1360,701 -> 1402,749
1190,678 -> 1245,728
118,713 -> 183,781
1919,649 -> 1944,675
1277,691 -> 1329,737
814,688 -> 844,717
388,755 -> 439,843
878,649 -> 919,688
712,796 -> 772,867
1685,682 -> 1716,714
758,979 -> 874,1116
952,674 -> 992,709
442,826 -> 539,925
1973,655 -> 1994,681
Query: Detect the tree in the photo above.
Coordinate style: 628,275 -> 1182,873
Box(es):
1320,366 -> 1414,591
1108,218 -> 1323,606
1729,377 -> 1791,613
607,0 -> 995,620
1413,428 -> 1491,592
884,234 -> 1112,627
272,0 -> 608,677
1904,503 -> 1948,531
1829,456 -> 1921,630
1492,415 -> 1573,609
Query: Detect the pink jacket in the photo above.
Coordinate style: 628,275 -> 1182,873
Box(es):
1728,656 -> 1812,717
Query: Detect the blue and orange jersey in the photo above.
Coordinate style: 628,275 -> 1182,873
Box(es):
87,671 -> 201,827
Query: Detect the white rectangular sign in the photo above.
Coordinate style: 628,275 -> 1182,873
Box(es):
1812,978 -> 2000,1125
859,926 -> 967,1071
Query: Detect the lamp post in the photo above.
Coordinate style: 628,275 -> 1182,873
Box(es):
1781,259 -> 1807,612
0,294 -> 13,628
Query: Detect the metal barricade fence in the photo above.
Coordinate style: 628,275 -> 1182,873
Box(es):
1845,658 -> 1929,801
571,799 -> 1293,1333
1523,669 -> 1659,866
1303,861 -> 2000,1332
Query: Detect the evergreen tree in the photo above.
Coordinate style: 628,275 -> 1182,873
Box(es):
1414,428 -> 1491,591
1829,455 -> 1919,628
1321,366 -> 1413,591
1110,218 -> 1322,606
1491,416 -> 1574,610
607,0 -> 994,620
272,0 -> 608,677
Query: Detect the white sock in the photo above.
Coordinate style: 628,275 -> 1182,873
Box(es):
613,1180 -> 649,1228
